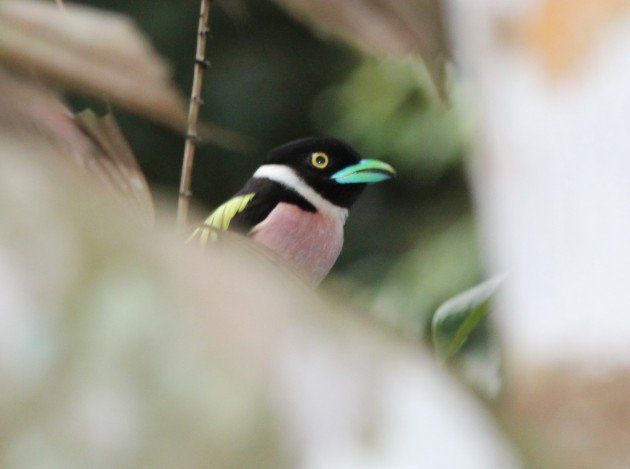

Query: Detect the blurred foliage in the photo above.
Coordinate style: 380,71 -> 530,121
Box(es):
432,276 -> 504,397
314,56 -> 462,181
368,216 -> 481,338
432,275 -> 504,363
0,0 -> 187,129
65,0 -> 478,340
2,1 -> 627,466
272,0 -> 447,96
0,64 -> 515,463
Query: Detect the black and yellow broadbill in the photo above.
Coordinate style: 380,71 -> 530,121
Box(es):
189,137 -> 395,285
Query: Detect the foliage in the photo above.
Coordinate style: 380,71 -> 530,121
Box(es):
430,275 -> 505,398
432,275 -> 504,363
368,217 -> 481,339
0,0 -> 186,129
314,57 -> 462,181
272,0 -> 447,96
0,68 -> 514,466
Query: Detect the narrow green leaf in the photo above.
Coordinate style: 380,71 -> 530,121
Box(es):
432,275 -> 505,363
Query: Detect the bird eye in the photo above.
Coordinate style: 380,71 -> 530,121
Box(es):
311,152 -> 329,169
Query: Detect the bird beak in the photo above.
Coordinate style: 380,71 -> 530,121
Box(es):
330,159 -> 396,184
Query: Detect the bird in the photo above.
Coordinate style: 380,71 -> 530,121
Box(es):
188,137 -> 395,285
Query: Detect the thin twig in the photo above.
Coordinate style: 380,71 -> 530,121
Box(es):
177,0 -> 212,230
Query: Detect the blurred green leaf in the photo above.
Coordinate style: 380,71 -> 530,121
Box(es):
370,217 -> 481,339
454,319 -> 502,398
314,57 -> 462,182
432,275 -> 505,363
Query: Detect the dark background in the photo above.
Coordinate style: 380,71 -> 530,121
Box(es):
71,0 -> 479,334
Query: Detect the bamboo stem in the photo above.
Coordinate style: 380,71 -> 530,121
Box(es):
177,0 -> 212,230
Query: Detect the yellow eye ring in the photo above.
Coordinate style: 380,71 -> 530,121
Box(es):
311,152 -> 329,169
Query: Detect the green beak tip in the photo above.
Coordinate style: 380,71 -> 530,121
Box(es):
331,159 -> 396,184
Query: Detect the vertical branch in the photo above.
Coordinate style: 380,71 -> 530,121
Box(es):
55,0 -> 65,11
177,0 -> 212,230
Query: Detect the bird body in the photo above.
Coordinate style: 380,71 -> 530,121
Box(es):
252,203 -> 345,284
189,138 -> 395,285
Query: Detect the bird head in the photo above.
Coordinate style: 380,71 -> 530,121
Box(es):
264,137 -> 396,208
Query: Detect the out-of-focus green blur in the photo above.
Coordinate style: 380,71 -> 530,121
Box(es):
72,0 -> 481,336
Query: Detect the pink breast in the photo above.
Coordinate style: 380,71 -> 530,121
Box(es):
252,203 -> 344,285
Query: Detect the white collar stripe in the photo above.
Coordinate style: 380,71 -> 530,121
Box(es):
253,164 -> 348,222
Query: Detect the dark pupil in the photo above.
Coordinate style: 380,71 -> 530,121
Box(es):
316,156 -> 325,165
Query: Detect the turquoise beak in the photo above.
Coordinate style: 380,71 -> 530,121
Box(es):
330,159 -> 396,184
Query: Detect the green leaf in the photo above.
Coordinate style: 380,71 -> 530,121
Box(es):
432,275 -> 505,363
